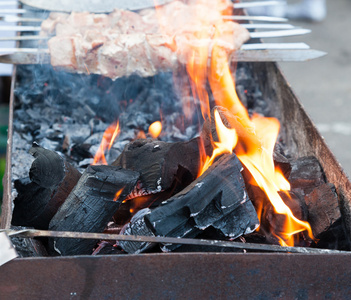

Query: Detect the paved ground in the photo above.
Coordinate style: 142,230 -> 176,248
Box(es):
274,0 -> 351,175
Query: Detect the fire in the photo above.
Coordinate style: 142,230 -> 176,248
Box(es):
93,120 -> 120,165
113,188 -> 124,202
148,121 -> 162,138
182,0 -> 313,246
198,109 -> 238,176
91,0 -> 314,246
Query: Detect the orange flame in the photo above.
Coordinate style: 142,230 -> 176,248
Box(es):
198,109 -> 238,176
113,188 -> 124,202
148,121 -> 162,138
93,120 -> 120,165
181,1 -> 313,246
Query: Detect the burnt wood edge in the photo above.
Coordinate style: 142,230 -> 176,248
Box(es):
1,65 -> 16,229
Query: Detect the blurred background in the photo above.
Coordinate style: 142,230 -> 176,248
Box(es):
0,0 -> 351,216
277,0 -> 351,177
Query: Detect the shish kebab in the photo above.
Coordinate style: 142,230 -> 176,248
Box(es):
0,1 -> 326,79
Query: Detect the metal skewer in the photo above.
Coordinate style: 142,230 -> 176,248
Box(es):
0,48 -> 326,64
242,24 -> 295,29
223,15 -> 288,22
0,23 -> 297,36
0,15 -> 43,22
0,1 -> 285,14
1,228 -> 346,254
241,43 -> 310,50
0,25 -> 41,31
0,28 -> 311,42
250,28 -> 311,39
0,1 -> 18,5
0,9 -> 27,14
233,1 -> 286,9
0,35 -> 48,41
0,14 -> 289,23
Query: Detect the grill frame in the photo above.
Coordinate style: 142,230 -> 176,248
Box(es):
2,60 -> 351,298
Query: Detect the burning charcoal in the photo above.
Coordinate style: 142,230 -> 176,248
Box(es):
289,156 -> 326,195
304,183 -> 341,238
112,137 -> 211,196
241,163 -> 310,245
235,85 -> 248,108
262,191 -> 309,245
48,165 -> 140,256
12,144 -> 81,229
119,153 -> 259,253
273,151 -> 292,179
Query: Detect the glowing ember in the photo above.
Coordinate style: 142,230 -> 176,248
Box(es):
148,121 -> 163,138
93,120 -> 120,165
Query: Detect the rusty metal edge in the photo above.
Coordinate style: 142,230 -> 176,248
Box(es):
1,252 -> 351,299
1,64 -> 15,230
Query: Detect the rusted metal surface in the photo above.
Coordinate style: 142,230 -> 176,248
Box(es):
1,253 -> 351,299
2,40 -> 351,299
1,65 -> 15,230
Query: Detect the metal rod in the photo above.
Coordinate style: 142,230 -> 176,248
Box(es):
0,25 -> 41,31
241,43 -> 310,50
0,29 -> 311,44
223,15 -> 288,22
0,16 -> 43,22
233,1 -> 286,9
0,1 -> 18,5
242,24 -> 295,29
2,229 -> 348,254
0,35 -> 48,41
0,48 -> 48,53
1,1 -> 285,14
250,28 -> 311,39
1,23 -> 297,34
0,9 -> 27,14
0,48 -> 326,64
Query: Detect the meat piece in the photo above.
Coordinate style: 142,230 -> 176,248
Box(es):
48,35 -> 79,71
44,0 -> 250,80
40,12 -> 69,36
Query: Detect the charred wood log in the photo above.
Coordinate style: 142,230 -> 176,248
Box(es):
241,163 -> 309,245
12,144 -> 81,229
304,183 -> 341,238
9,226 -> 48,258
48,165 -> 140,256
119,153 -> 259,253
262,191 -> 309,245
289,156 -> 326,195
112,137 -> 211,197
273,151 -> 292,179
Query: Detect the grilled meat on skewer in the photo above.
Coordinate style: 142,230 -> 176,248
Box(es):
42,1 -> 250,79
